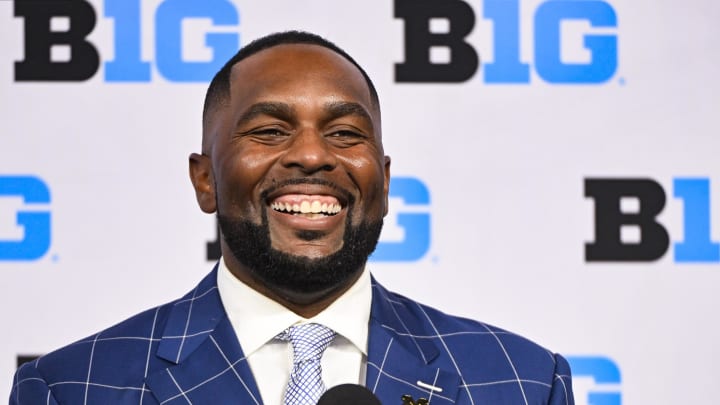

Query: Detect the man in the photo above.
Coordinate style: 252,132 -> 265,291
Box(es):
10,31 -> 574,404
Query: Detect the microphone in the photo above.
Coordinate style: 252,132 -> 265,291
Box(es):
317,384 -> 382,405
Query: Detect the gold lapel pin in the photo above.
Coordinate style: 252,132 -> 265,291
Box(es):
401,394 -> 429,405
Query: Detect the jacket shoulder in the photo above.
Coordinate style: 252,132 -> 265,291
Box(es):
11,269 -> 224,404
374,284 -> 572,403
377,285 -> 558,360
12,299 -> 179,403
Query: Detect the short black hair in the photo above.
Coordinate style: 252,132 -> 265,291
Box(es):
202,30 -> 380,131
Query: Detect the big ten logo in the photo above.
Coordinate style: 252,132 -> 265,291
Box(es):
566,356 -> 621,405
370,177 -> 431,262
585,178 -> 720,263
0,176 -> 52,261
13,0 -> 240,82
395,0 -> 618,84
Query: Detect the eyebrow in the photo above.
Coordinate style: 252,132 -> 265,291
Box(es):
236,102 -> 295,127
321,101 -> 373,126
235,100 -> 374,129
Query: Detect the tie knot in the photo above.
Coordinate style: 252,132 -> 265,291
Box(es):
279,323 -> 336,364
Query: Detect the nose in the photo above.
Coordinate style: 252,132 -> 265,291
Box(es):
280,128 -> 338,174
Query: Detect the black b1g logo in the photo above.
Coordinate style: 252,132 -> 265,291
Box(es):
586,178 -> 719,263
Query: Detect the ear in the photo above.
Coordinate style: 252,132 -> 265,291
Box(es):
382,155 -> 391,217
189,153 -> 217,213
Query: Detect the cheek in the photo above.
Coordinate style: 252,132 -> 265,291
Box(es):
213,146 -> 278,217
346,157 -> 387,215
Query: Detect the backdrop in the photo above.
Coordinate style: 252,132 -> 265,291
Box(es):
2,0 -> 719,403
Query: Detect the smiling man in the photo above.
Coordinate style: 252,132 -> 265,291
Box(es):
10,31 -> 574,405
190,38 -> 389,320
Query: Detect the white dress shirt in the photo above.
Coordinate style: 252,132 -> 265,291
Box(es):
217,258 -> 371,405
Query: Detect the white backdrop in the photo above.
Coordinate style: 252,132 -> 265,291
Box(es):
2,0 -> 720,403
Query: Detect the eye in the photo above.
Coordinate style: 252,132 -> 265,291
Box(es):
327,130 -> 363,138
325,130 -> 367,148
235,126 -> 291,145
325,128 -> 370,147
249,127 -> 289,137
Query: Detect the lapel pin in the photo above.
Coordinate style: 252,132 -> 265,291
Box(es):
401,394 -> 429,405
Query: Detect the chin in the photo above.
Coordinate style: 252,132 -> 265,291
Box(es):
218,212 -> 383,296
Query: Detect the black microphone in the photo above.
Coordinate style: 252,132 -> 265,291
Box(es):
317,384 -> 382,405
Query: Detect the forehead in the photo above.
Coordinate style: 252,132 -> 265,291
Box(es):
227,44 -> 377,116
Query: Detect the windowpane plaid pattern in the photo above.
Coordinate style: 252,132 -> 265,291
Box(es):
277,323 -> 336,405
10,268 -> 574,404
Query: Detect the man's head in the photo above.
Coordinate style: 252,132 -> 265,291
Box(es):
189,31 -> 391,314
201,31 -> 381,153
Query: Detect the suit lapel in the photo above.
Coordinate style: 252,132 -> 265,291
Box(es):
144,268 -> 263,404
366,279 -> 461,404
142,271 -> 461,404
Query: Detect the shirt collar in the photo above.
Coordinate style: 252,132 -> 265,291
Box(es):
217,258 -> 371,357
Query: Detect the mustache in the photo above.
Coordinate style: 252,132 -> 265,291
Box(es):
260,178 -> 355,205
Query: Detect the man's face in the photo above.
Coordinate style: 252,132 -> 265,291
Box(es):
191,44 -> 390,302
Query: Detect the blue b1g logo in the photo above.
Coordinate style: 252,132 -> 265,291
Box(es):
0,176 -> 52,261
566,356 -> 621,405
371,177 -> 431,262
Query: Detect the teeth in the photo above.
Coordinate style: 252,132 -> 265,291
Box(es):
271,199 -> 342,215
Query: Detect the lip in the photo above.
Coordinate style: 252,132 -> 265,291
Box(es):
264,183 -> 351,208
268,205 -> 346,231
264,182 -> 351,231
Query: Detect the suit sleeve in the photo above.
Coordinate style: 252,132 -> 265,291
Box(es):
9,362 -> 60,405
547,353 -> 574,405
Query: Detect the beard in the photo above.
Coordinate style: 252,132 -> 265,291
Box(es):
217,207 -> 383,299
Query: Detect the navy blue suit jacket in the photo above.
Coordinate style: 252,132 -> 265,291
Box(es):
10,268 -> 574,404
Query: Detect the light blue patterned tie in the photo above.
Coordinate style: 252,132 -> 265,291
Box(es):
278,323 -> 336,405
